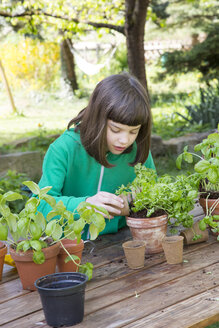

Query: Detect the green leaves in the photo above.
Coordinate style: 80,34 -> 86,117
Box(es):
22,181 -> 40,195
79,262 -> 93,280
0,223 -> 8,240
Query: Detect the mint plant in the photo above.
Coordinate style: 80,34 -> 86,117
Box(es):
116,164 -> 198,234
0,181 -> 109,279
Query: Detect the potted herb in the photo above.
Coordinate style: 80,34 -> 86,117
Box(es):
117,164 -> 198,254
0,181 -> 109,289
176,128 -> 219,238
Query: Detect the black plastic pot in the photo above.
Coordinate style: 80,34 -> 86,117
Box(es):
35,272 -> 88,327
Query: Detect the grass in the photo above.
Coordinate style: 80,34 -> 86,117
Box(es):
0,89 -> 87,145
206,323 -> 219,328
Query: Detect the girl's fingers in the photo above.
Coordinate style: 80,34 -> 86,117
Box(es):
100,192 -> 124,209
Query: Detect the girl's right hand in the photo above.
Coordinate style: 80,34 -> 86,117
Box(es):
86,192 -> 125,219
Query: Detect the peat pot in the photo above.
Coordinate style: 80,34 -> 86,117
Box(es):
162,236 -> 184,264
10,242 -> 60,290
180,221 -> 209,245
126,214 -> 168,254
199,198 -> 219,236
122,240 -> 146,269
35,272 -> 88,327
57,239 -> 84,272
0,241 -> 7,280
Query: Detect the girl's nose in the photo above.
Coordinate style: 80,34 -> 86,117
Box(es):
119,133 -> 129,145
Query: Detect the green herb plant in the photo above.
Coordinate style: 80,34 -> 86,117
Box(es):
116,164 -> 198,235
176,127 -> 219,239
0,181 -> 109,279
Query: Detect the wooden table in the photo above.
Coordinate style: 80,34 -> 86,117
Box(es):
0,205 -> 219,328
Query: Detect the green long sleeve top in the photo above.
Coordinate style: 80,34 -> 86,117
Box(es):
37,128 -> 156,239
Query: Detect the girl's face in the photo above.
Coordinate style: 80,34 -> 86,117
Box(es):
106,120 -> 141,154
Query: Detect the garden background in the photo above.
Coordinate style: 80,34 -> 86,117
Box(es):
0,0 -> 218,178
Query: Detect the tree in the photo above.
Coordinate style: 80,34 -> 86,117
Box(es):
0,0 -> 150,92
156,0 -> 219,82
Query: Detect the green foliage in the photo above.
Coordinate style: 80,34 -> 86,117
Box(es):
176,131 -> 219,191
0,170 -> 29,213
0,180 -> 109,279
160,24 -> 219,81
116,163 -> 199,230
176,128 -> 219,235
175,80 -> 219,129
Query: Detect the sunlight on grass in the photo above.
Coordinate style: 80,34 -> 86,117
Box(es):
0,90 -> 87,145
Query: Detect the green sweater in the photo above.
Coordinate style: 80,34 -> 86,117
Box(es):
37,128 -> 155,239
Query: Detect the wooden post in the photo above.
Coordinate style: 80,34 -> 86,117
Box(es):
0,59 -> 18,114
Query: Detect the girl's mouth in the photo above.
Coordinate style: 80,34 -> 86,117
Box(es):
113,146 -> 126,152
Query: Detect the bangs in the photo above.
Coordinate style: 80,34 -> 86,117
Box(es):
107,95 -> 149,126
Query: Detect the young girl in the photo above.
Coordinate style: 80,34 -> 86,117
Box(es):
37,72 -> 156,239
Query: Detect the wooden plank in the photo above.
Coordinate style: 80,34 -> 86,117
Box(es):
74,263 -> 219,328
1,243 -> 218,326
0,292 -> 41,326
87,235 -> 217,290
0,265 -> 18,285
5,263 -> 218,328
123,288 -> 219,328
84,243 -> 219,315
0,278 -> 29,304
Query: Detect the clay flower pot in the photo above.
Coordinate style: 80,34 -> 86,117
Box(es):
57,239 -> 84,273
162,236 -> 184,264
126,214 -> 168,254
122,240 -> 146,269
199,198 -> 219,215
10,242 -> 60,290
0,241 -> 7,280
180,221 -> 209,245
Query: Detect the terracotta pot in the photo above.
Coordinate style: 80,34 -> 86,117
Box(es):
10,242 -> 60,291
122,240 -> 146,269
126,214 -> 168,254
57,239 -> 84,273
0,242 -> 7,280
199,198 -> 219,215
162,236 -> 184,264
180,221 -> 209,245
199,198 -> 219,236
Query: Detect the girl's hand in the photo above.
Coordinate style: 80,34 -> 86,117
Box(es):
86,192 -> 125,219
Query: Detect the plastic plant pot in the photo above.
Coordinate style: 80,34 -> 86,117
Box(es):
35,272 -> 88,327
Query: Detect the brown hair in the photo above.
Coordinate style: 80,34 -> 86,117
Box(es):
68,72 -> 152,168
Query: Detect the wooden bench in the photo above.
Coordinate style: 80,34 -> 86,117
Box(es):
0,205 -> 218,328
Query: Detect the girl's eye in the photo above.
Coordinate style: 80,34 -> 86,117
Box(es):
130,130 -> 139,134
111,128 -> 120,133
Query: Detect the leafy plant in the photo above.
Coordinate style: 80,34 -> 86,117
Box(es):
0,181 -> 109,279
176,129 -> 219,192
175,80 -> 219,129
0,170 -> 29,213
116,164 -> 198,234
176,128 -> 219,238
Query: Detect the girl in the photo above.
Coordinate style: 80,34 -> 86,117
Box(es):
37,72 -> 156,239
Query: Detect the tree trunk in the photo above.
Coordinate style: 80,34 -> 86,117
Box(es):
125,0 -> 149,93
60,39 -> 78,93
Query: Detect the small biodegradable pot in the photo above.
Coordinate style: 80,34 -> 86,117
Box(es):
122,240 -> 146,269
180,221 -> 209,245
35,272 -> 88,327
162,236 -> 184,264
57,239 -> 84,273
